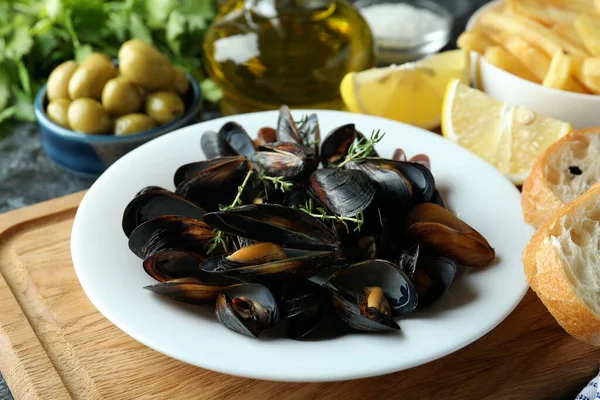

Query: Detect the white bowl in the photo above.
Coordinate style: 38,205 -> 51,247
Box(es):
466,0 -> 600,129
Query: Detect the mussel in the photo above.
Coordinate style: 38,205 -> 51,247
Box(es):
297,113 -> 320,164
320,124 -> 356,166
276,105 -> 302,144
255,127 -> 277,147
216,283 -> 279,338
122,189 -> 206,237
250,142 -> 316,180
128,216 -> 216,259
367,158 -> 436,204
406,203 -> 495,267
203,204 -> 340,251
202,242 -> 339,281
308,168 -> 375,217
278,279 -> 328,339
175,156 -> 250,211
144,277 -> 231,304
201,130 -> 235,159
413,255 -> 456,307
218,121 -> 257,157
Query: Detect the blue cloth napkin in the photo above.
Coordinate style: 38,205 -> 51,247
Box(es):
577,370 -> 600,400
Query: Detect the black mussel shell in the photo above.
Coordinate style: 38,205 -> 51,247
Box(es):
336,205 -> 389,262
250,142 -> 316,181
175,157 -> 250,211
202,248 -> 339,281
278,279 -> 327,339
128,216 -> 216,259
203,204 -> 340,251
328,285 -> 399,332
308,168 -> 375,217
218,121 -> 257,157
144,277 -> 230,304
276,105 -> 302,144
201,130 -> 235,159
367,158 -> 436,204
320,124 -> 355,166
430,189 -> 446,209
413,256 -> 456,307
356,130 -> 379,158
327,259 -> 418,318
216,283 -> 279,338
283,185 -> 310,209
396,244 -> 419,278
174,156 -> 245,187
135,186 -> 169,196
143,249 -> 239,284
298,113 -> 320,164
122,190 -> 206,237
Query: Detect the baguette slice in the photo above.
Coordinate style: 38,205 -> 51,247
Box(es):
522,127 -> 600,228
523,182 -> 600,345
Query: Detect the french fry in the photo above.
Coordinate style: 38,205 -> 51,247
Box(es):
457,31 -> 495,55
571,54 -> 600,93
484,46 -> 539,82
553,23 -> 589,54
501,36 -> 550,81
507,0 -> 578,26
543,0 -> 595,13
543,51 -> 573,89
574,14 -> 600,56
596,0 -> 600,12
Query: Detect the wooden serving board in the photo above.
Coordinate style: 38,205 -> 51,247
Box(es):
0,192 -> 599,400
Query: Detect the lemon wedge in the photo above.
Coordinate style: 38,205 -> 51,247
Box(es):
340,50 -> 469,130
442,78 -> 572,185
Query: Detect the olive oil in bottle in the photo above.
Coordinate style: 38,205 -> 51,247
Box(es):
203,0 -> 375,115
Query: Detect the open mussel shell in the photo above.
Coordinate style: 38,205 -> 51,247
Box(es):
218,121 -> 257,157
277,279 -> 327,339
276,105 -> 302,144
122,190 -> 206,237
336,205 -> 390,263
202,247 -> 339,281
216,283 -> 279,338
283,185 -> 310,209
128,216 -> 216,259
392,148 -> 407,161
173,156 -> 246,187
367,158 -> 435,204
144,277 -> 230,305
298,113 -> 320,163
308,168 -> 375,217
413,256 -> 456,308
407,203 -> 495,267
250,142 -> 316,180
175,156 -> 250,211
143,249 -> 239,284
203,204 -> 340,251
135,186 -> 169,196
327,259 -> 418,318
320,124 -> 355,166
201,130 -> 235,159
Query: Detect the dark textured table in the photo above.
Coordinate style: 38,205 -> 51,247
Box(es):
0,1 -> 489,398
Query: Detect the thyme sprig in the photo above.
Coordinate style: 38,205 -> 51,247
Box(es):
299,198 -> 365,234
259,173 -> 294,192
205,169 -> 254,255
337,129 -> 385,168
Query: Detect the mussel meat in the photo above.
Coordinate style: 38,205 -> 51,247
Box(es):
406,203 -> 495,267
122,189 -> 206,237
255,127 -> 277,147
216,283 -> 279,338
308,168 -> 376,217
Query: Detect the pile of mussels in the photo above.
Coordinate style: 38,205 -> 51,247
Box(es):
122,106 -> 495,340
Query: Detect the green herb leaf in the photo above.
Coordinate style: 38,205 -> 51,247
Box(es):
11,86 -> 35,122
0,67 -> 10,111
166,10 -> 186,56
75,44 -> 94,64
0,106 -> 17,125
129,12 -> 153,44
145,0 -> 178,28
6,26 -> 34,61
200,78 -> 223,103
17,60 -> 31,96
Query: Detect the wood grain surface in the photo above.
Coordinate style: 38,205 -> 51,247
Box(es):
0,191 -> 599,400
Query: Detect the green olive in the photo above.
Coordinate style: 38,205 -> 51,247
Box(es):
135,85 -> 148,100
47,61 -> 77,101
68,57 -> 117,100
145,91 -> 185,124
102,77 -> 142,117
170,67 -> 189,96
68,98 -> 112,134
82,52 -> 112,65
118,39 -> 174,90
46,99 -> 71,128
114,113 -> 157,136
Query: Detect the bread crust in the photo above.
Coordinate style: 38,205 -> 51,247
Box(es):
522,183 -> 600,346
521,127 -> 600,228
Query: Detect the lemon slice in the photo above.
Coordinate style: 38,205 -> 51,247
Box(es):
442,78 -> 572,185
340,50 -> 469,130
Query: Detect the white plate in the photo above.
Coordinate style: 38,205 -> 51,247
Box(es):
71,110 -> 534,382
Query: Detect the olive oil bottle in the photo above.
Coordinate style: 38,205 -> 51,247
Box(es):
203,0 -> 375,115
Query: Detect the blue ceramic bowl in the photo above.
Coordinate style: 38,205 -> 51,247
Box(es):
34,72 -> 202,179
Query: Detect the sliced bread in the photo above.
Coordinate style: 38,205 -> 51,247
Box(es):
523,182 -> 600,345
521,127 -> 600,228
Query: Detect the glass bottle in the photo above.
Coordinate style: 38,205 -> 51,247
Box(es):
203,0 -> 376,115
